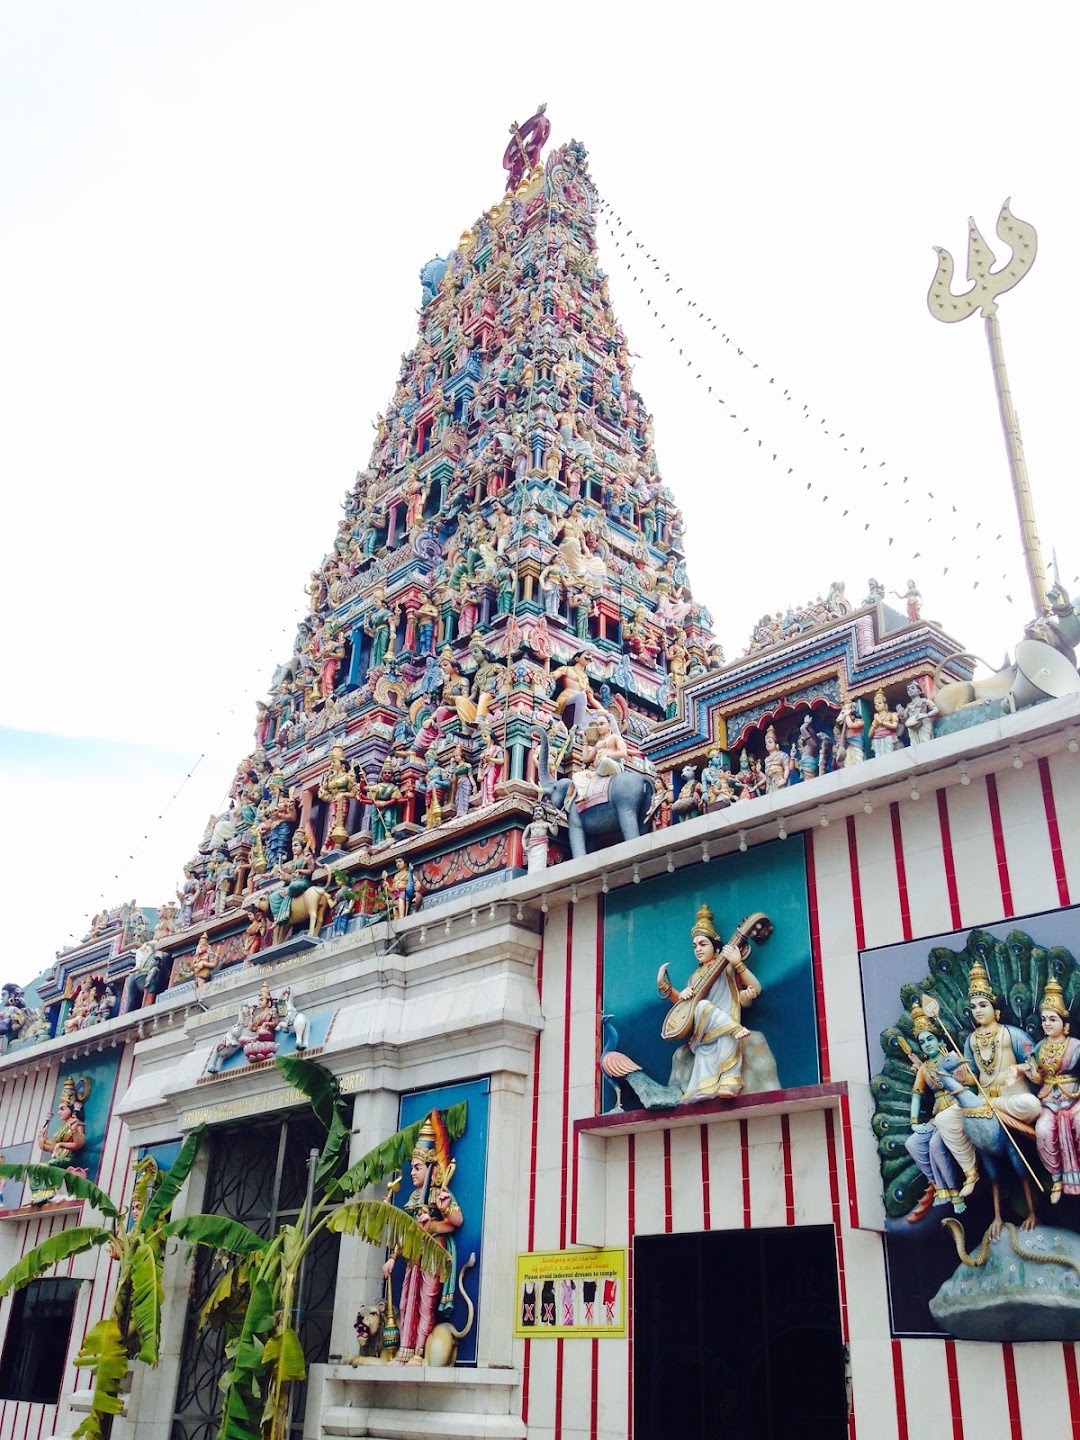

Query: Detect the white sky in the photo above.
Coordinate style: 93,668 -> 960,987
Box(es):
1,2 -> 1076,981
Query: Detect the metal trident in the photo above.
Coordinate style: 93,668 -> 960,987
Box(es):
928,200 -> 1047,615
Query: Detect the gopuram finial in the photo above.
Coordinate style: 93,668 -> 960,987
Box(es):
503,104 -> 551,194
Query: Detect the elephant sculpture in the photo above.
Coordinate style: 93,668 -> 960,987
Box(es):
532,728 -> 654,860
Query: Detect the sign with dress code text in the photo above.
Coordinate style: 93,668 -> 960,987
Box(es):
515,1248 -> 626,1337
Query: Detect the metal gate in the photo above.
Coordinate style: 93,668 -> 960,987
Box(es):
170,1110 -> 339,1440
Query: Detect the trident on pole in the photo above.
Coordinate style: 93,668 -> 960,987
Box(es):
927,199 -> 1048,617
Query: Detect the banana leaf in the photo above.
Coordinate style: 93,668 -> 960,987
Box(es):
138,1124 -> 205,1231
128,1240 -> 162,1364
198,1254 -> 255,1332
218,1276 -> 278,1440
163,1214 -> 269,1256
262,1326 -> 307,1386
72,1319 -> 128,1440
0,1162 -> 120,1219
328,1101 -> 467,1201
0,1226 -> 111,1297
273,1057 -> 339,1132
326,1199 -> 452,1277
273,1058 -> 350,1189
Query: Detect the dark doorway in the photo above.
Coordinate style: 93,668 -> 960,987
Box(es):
170,1109 -> 339,1440
634,1225 -> 848,1440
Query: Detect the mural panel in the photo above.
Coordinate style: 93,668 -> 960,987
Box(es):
601,838 -> 818,1111
861,904 -> 1080,1339
388,1077 -> 489,1366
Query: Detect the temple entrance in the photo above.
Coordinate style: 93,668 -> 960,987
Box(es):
634,1225 -> 847,1440
170,1109 -> 339,1440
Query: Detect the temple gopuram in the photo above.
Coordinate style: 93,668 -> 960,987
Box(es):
2,114 -> 1080,1440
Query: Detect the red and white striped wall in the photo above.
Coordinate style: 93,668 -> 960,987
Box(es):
517,745 -> 1080,1440
0,1043 -> 135,1440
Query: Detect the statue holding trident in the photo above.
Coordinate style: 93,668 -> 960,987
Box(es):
928,200 -> 1048,616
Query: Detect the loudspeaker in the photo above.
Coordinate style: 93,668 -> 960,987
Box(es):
1002,639 -> 1080,713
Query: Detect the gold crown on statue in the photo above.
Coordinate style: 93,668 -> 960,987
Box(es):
967,960 -> 995,1003
909,1001 -> 937,1035
1040,977 -> 1069,1020
59,1075 -> 92,1111
690,904 -> 720,943
411,1114 -> 450,1187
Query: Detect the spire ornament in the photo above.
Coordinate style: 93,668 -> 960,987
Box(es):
928,200 -> 1047,615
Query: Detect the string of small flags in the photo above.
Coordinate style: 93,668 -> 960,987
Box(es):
595,195 -> 1017,594
67,609 -> 314,942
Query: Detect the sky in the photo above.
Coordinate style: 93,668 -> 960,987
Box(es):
1,2 -> 1076,982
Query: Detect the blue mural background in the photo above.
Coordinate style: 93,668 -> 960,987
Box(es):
47,1049 -> 122,1187
209,1007 -> 335,1076
602,837 -> 818,1106
396,1076 -> 489,1366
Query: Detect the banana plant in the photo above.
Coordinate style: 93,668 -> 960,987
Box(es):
0,1126 -> 205,1440
165,1056 -> 466,1440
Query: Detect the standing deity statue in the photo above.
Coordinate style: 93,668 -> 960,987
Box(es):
868,689 -> 900,758
897,680 -> 938,747
382,1113 -> 465,1364
319,743 -> 358,852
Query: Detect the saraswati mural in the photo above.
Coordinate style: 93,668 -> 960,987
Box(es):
864,911 -> 1080,1340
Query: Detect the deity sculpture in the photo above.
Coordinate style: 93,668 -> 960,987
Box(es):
263,775 -> 299,869
30,1076 -> 91,1206
191,933 -> 216,987
902,1001 -> 979,1220
570,711 -> 627,805
361,759 -> 404,846
895,579 -> 923,622
319,623 -> 347,699
206,985 -> 309,1073
700,750 -> 734,809
761,725 -> 791,793
0,984 -> 32,1049
319,743 -> 358,852
835,698 -> 865,766
476,727 -> 505,808
269,833 -> 317,928
550,649 -> 603,734
867,689 -> 900,758
365,586 -> 395,673
382,857 -> 416,921
599,906 -> 777,1109
898,680 -> 938,746
1018,979 -> 1080,1202
382,1112 -> 465,1363
524,804 -> 558,873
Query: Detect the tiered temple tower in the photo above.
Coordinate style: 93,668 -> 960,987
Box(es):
48,122 -> 722,1002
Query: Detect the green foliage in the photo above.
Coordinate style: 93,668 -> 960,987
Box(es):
163,1215 -> 270,1257
72,1320 -> 128,1440
0,1226 -> 111,1298
0,1132 -> 205,1440
176,1062 -> 468,1440
0,1162 -> 120,1220
128,1240 -> 163,1364
329,1099 -> 467,1201
326,1198 -> 452,1276
139,1125 -> 205,1231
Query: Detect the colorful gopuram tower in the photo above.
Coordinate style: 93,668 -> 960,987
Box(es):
139,118 -> 720,973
